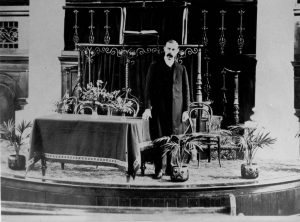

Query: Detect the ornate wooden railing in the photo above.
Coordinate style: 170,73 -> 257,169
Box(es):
72,43 -> 241,126
76,43 -> 205,104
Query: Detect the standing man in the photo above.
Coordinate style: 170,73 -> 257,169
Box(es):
142,39 -> 190,178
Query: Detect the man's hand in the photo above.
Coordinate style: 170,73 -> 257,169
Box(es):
142,109 -> 152,120
182,111 -> 189,122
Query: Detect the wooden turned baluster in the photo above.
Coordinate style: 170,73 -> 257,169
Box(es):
222,67 -> 241,125
233,70 -> 241,125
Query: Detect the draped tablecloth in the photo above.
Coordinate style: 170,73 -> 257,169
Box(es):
26,114 -> 150,178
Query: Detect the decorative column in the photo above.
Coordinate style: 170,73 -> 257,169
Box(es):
196,47 -> 202,103
181,3 -> 189,44
251,0 -> 299,159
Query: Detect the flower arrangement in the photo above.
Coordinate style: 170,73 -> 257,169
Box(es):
54,92 -> 78,114
111,96 -> 135,115
55,80 -> 139,117
81,80 -> 120,105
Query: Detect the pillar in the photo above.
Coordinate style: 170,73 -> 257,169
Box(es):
16,0 -> 64,122
251,0 -> 299,159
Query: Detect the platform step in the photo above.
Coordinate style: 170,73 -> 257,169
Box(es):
1,201 -> 232,215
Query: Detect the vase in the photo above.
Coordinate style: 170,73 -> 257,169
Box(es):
112,110 -> 124,116
97,106 -> 108,115
66,104 -> 74,114
170,165 -> 189,182
8,154 -> 26,170
92,109 -> 98,117
241,163 -> 259,179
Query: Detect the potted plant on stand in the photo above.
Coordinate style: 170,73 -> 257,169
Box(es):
228,124 -> 276,179
153,134 -> 203,182
0,119 -> 32,170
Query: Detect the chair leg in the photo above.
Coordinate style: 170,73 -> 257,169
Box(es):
140,151 -> 146,176
207,144 -> 211,163
217,136 -> 221,167
207,138 -> 211,163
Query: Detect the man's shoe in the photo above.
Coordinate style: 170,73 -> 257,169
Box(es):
153,170 -> 163,179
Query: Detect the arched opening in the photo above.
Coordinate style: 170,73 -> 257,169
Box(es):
0,73 -> 17,124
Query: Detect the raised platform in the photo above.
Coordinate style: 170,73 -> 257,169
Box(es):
2,140 -> 300,216
2,171 -> 300,216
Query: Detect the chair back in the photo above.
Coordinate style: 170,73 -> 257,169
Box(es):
75,102 -> 94,115
117,88 -> 140,117
187,102 -> 213,133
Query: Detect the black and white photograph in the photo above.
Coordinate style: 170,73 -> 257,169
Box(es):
1,0 -> 300,221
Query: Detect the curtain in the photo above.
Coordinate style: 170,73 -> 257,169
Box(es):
65,1 -> 257,125
80,49 -> 199,113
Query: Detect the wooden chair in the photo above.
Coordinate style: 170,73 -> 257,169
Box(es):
74,101 -> 94,115
187,102 -> 213,133
117,88 -> 140,117
186,102 -> 222,167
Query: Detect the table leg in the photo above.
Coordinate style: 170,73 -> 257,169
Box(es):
41,156 -> 47,177
207,138 -> 211,163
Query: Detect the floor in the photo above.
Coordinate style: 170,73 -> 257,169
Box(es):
1,140 -> 300,186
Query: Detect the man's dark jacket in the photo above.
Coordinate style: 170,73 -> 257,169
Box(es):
145,58 -> 190,140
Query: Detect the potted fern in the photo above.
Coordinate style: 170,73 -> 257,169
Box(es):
0,119 -> 32,170
153,134 -> 203,182
228,124 -> 276,179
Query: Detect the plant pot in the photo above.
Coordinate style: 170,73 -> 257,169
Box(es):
170,165 -> 189,182
241,163 -> 259,179
112,110 -> 126,117
8,154 -> 26,170
66,104 -> 74,114
97,106 -> 109,115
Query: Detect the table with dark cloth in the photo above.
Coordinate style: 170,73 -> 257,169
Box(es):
26,114 -> 150,179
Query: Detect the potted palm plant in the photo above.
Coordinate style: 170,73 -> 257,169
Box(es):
0,119 -> 32,170
153,134 -> 203,182
228,124 -> 276,179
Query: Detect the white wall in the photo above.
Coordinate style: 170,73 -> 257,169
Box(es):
17,0 -> 64,122
253,0 -> 299,159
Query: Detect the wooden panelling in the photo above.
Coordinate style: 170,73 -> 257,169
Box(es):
268,192 -> 278,216
2,175 -> 300,215
1,186 -> 46,203
251,193 -> 262,215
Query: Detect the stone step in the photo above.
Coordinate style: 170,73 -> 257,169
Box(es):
1,201 -> 234,215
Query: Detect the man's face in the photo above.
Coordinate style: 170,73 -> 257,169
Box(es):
164,42 -> 179,60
